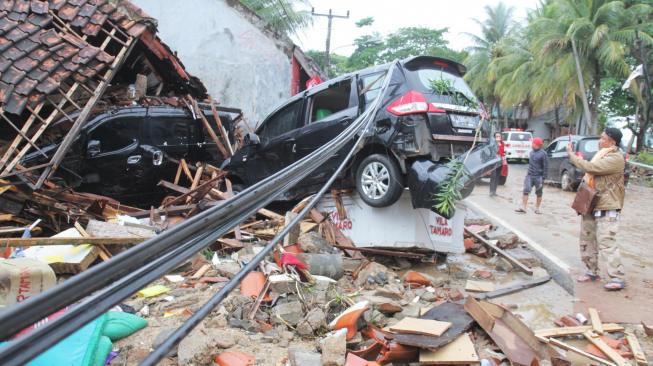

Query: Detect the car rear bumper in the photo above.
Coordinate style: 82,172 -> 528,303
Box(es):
406,142 -> 501,217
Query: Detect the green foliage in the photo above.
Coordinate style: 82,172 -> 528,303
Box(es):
433,160 -> 469,217
240,0 -> 312,36
634,151 -> 653,164
600,77 -> 637,117
429,76 -> 479,109
305,50 -> 349,78
355,16 -> 374,28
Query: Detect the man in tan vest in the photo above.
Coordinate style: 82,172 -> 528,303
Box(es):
566,128 -> 626,291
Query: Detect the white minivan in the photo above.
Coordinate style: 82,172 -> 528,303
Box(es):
502,129 -> 533,162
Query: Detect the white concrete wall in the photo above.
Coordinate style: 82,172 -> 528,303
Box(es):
133,0 -> 292,126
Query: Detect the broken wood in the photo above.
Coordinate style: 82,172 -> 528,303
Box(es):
419,333 -> 479,365
465,280 -> 495,292
331,245 -> 424,259
588,308 -> 604,335
389,317 -> 451,337
191,264 -> 211,280
1,237 -> 146,246
464,227 -> 533,275
625,332 -> 647,366
322,220 -> 364,259
535,324 -> 624,338
583,331 -> 629,366
394,302 -> 474,350
209,97 -> 234,156
545,337 -> 616,366
192,97 -> 229,158
473,276 -> 551,300
74,221 -> 111,261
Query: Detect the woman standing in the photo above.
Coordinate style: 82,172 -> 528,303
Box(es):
490,132 -> 505,197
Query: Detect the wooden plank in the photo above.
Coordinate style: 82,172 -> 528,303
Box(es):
583,331 -> 629,366
465,227 -> 533,275
588,308 -> 604,335
209,97 -> 234,156
192,98 -> 228,158
191,264 -> 211,279
0,237 -> 146,246
419,333 -> 479,365
535,324 -> 624,338
465,280 -> 496,292
474,276 -> 550,299
180,159 -> 193,181
464,297 -> 495,331
73,221 -> 110,261
389,317 -> 452,337
258,208 -> 284,221
394,302 -> 474,350
0,103 -> 45,171
625,332 -> 648,366
173,161 -> 183,185
547,337 -> 616,366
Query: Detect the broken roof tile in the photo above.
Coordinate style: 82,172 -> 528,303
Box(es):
3,46 -> 26,60
38,57 -> 58,72
14,75 -> 36,94
30,0 -> 48,14
97,2 -> 113,14
13,54 -> 37,71
70,14 -> 89,28
54,43 -> 76,59
1,65 -> 25,84
3,91 -> 27,113
57,3 -> 80,21
77,64 -> 95,78
88,10 -> 106,25
108,8 -> 126,22
48,0 -> 66,11
62,59 -> 78,71
0,80 -> 14,103
94,49 -> 112,63
11,0 -> 29,14
38,28 -> 61,47
26,13 -> 51,27
28,91 -> 43,103
35,76 -> 57,93
50,66 -> 69,81
78,45 -> 98,58
81,21 -> 99,36
61,33 -> 85,48
127,22 -> 146,37
71,71 -> 85,83
0,16 -> 18,33
14,36 -> 38,52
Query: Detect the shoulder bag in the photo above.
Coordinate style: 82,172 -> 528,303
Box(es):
571,181 -> 598,215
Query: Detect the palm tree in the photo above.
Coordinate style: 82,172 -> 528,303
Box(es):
463,3 -> 516,123
529,0 -> 634,134
240,0 -> 312,37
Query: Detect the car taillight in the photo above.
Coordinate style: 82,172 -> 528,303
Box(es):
505,143 -> 511,147
386,91 -> 444,116
576,151 -> 584,159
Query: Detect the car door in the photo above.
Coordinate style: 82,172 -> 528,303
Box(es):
80,116 -> 143,199
143,112 -> 194,184
549,137 -> 569,182
293,77 -> 358,187
242,98 -> 305,184
544,139 -> 559,181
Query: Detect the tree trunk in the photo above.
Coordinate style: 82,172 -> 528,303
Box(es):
590,76 -> 601,135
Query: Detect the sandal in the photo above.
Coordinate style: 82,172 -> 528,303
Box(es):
577,272 -> 600,283
604,278 -> 626,291
515,208 -> 526,214
534,209 -> 542,214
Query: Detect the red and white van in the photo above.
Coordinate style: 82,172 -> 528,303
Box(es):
502,129 -> 533,162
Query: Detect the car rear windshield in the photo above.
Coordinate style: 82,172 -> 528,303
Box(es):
580,139 -> 599,153
507,133 -> 531,142
405,64 -> 478,105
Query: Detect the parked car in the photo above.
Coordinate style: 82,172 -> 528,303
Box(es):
545,135 -> 630,191
22,105 -> 237,206
222,56 -> 500,208
502,129 -> 532,162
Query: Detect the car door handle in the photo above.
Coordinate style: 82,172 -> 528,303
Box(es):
291,143 -> 296,153
127,155 -> 141,165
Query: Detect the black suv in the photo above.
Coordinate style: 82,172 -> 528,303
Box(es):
222,56 -> 500,208
22,105 -> 237,206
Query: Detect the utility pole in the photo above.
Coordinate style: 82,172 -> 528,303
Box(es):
571,37 -> 593,135
311,8 -> 349,76
636,28 -> 651,153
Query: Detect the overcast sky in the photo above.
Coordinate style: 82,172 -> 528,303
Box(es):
291,0 -> 540,56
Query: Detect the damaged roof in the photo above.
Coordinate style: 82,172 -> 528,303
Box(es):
0,0 -> 203,116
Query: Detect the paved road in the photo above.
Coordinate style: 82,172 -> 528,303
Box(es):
467,163 -> 653,323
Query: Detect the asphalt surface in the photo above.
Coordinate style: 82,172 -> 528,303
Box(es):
467,163 -> 653,324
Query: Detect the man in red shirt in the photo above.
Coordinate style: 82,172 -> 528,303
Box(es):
490,132 -> 506,196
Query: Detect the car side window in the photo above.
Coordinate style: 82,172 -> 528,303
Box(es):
88,117 -> 139,152
545,141 -> 558,154
147,118 -> 191,148
554,139 -> 568,152
308,79 -> 353,123
360,72 -> 386,110
258,100 -> 302,143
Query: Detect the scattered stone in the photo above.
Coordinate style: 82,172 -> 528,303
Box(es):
289,347 -> 322,366
215,261 -> 241,278
377,302 -> 403,314
400,304 -> 421,318
298,231 -> 333,253
206,314 -> 228,328
374,284 -> 404,300
473,270 -> 494,280
178,326 -> 236,365
297,308 -> 327,336
272,301 -> 304,326
355,262 -> 392,287
124,298 -> 145,313
420,291 -> 438,302
449,289 -> 464,301
152,328 -> 177,357
319,328 -> 347,366
228,318 -> 260,332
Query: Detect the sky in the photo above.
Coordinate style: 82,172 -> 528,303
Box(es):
291,0 -> 541,56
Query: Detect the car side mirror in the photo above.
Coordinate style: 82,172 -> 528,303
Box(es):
87,140 -> 101,158
244,132 -> 260,146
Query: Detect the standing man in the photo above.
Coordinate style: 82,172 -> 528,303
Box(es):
566,128 -> 626,291
515,137 -> 547,214
490,132 -> 505,197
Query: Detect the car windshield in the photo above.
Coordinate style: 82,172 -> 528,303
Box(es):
508,133 -> 531,142
413,69 -> 478,104
580,139 -> 599,153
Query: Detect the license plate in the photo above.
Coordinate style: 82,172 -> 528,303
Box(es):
517,150 -> 526,153
450,114 -> 479,129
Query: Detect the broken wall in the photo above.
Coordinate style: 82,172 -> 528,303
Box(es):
132,0 -> 293,127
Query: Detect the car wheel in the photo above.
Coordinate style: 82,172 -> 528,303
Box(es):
560,171 -> 574,191
498,175 -> 507,186
355,154 -> 403,207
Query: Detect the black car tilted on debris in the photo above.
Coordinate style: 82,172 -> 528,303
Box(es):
22,105 -> 238,206
222,56 -> 501,211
